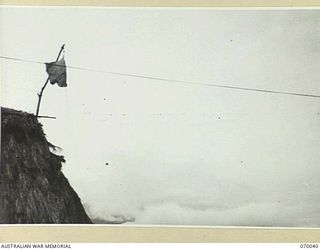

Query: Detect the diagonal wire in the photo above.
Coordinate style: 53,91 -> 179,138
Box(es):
1,55 -> 320,98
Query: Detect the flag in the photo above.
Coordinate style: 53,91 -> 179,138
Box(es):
45,57 -> 67,87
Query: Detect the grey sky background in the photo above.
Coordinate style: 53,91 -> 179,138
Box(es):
1,7 -> 320,226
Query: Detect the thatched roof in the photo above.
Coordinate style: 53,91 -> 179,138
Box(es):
0,107 -> 92,223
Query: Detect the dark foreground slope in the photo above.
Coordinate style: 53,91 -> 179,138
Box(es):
0,107 -> 92,223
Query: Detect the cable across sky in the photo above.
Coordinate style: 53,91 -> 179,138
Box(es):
1,55 -> 320,99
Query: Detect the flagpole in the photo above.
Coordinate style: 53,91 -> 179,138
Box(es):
35,44 -> 65,117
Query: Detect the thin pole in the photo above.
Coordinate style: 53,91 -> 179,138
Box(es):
35,44 -> 65,117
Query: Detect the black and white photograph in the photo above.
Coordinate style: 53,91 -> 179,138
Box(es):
1,6 -> 320,227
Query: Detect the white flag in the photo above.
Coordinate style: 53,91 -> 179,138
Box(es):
45,57 -> 67,87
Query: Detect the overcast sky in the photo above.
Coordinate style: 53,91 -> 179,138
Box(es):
1,7 -> 320,227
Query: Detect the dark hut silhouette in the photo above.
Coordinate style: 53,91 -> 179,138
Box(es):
0,107 -> 91,223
